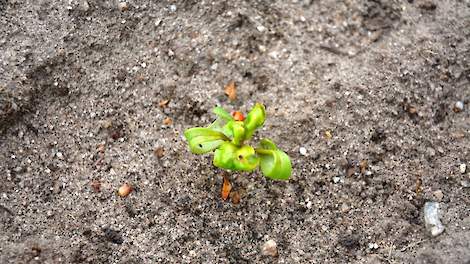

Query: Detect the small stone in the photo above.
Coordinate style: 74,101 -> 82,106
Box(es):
324,130 -> 333,139
231,191 -> 241,204
118,2 -> 128,12
461,180 -> 470,188
432,190 -> 444,201
81,1 -> 90,11
424,202 -> 445,237
256,25 -> 267,32
154,147 -> 165,158
460,163 -> 467,174
368,243 -> 379,250
453,101 -> 464,112
332,176 -> 341,184
306,200 -> 312,209
56,152 -> 64,160
299,147 -> 307,156
261,239 -> 278,257
118,183 -> 132,197
163,117 -> 173,125
169,4 -> 177,12
417,0 -> 437,10
340,203 -> 350,213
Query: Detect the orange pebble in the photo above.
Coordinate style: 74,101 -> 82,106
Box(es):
118,183 -> 132,197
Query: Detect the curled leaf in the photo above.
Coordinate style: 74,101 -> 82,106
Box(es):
256,139 -> 291,180
221,174 -> 232,201
259,138 -> 277,150
213,142 -> 259,171
244,103 -> 266,139
184,127 -> 229,154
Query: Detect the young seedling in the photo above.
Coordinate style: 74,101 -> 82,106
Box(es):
184,103 -> 292,180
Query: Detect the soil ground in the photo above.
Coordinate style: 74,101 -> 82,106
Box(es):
1,0 -> 470,263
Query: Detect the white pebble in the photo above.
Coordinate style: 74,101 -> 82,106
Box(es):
81,1 -> 90,11
461,180 -> 470,188
299,147 -> 307,156
454,101 -> 464,112
169,4 -> 177,12
424,202 -> 445,237
432,190 -> 444,201
118,2 -> 128,11
460,163 -> 467,174
56,152 -> 63,159
368,243 -> 379,249
261,240 -> 278,257
256,25 -> 267,32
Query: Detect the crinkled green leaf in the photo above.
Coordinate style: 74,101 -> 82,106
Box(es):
213,142 -> 259,171
244,103 -> 266,139
256,140 -> 291,180
184,127 -> 229,154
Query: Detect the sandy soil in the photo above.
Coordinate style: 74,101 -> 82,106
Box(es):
1,0 -> 470,263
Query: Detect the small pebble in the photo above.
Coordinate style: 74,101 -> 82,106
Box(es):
231,191 -> 241,204
461,180 -> 470,188
118,183 -> 132,197
118,2 -> 128,11
306,200 -> 312,209
56,152 -> 64,160
299,147 -> 307,156
261,239 -> 278,257
460,163 -> 467,174
256,25 -> 267,32
368,243 -> 379,250
332,176 -> 341,184
169,4 -> 177,12
424,202 -> 445,237
81,1 -> 90,11
453,101 -> 464,112
432,190 -> 444,201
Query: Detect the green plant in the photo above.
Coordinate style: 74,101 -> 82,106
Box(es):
184,103 -> 292,180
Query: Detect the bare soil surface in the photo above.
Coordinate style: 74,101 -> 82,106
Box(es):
1,0 -> 470,263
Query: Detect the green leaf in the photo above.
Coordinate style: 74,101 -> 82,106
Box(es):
184,127 -> 229,154
231,121 -> 246,146
256,140 -> 291,180
259,138 -> 277,150
213,142 -> 259,171
244,103 -> 266,139
213,106 -> 234,122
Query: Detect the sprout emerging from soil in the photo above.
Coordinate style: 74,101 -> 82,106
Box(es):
184,103 -> 292,180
